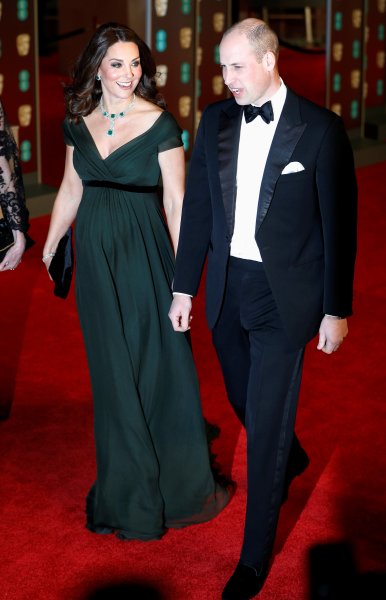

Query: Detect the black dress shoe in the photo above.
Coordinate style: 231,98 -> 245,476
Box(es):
282,438 -> 310,503
222,562 -> 268,599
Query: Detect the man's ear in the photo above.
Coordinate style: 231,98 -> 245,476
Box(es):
264,51 -> 276,72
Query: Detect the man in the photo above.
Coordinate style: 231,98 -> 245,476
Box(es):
169,19 -> 357,600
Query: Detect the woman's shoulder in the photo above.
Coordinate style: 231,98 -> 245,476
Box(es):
136,96 -> 162,115
137,98 -> 175,120
136,99 -> 181,134
155,109 -> 182,134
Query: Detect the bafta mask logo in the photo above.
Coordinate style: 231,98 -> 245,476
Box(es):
213,12 -> 225,33
196,46 -> 203,67
16,33 -> 31,56
376,51 -> 385,68
0,2 -> 2,21
181,129 -> 190,151
212,75 -> 224,95
377,0 -> 385,13
378,24 -> 385,41
352,40 -> 361,60
178,96 -> 191,118
180,27 -> 192,49
333,42 -> 343,62
20,139 -> 31,161
156,64 -> 168,87
331,103 -> 342,116
180,62 -> 191,84
181,0 -> 191,15
214,45 -> 220,64
155,30 -> 167,52
350,70 -> 361,89
350,100 -> 359,119
0,73 -> 4,95
352,9 -> 362,28
376,79 -> 384,96
334,12 -> 343,31
195,110 -> 202,130
11,125 -> 19,145
17,0 -> 28,21
18,104 -> 32,127
18,69 -> 30,92
155,0 -> 168,17
333,73 -> 342,93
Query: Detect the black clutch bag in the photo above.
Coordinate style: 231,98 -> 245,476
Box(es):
0,207 -> 15,262
48,227 -> 74,299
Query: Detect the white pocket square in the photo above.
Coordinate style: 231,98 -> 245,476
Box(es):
281,161 -> 305,175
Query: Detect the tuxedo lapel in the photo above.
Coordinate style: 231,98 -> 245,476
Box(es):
218,102 -> 243,235
256,90 -> 307,233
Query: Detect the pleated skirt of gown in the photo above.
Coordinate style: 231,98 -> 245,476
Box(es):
75,185 -> 229,540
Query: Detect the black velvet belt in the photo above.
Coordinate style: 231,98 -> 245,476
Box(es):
83,180 -> 159,193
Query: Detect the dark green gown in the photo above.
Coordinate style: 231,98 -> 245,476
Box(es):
63,111 -> 228,540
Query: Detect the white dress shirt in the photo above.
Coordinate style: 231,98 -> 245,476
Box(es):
230,81 -> 287,261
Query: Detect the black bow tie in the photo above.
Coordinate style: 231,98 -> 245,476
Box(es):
244,101 -> 274,124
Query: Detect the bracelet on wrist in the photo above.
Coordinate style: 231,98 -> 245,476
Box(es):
42,252 -> 56,263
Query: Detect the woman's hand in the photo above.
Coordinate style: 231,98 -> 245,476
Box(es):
0,230 -> 26,271
41,252 -> 54,279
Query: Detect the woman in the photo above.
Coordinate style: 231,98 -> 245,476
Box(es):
43,22 -> 230,540
0,100 -> 28,272
0,100 -> 31,420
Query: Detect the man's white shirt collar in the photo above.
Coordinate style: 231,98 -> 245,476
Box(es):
249,78 -> 287,123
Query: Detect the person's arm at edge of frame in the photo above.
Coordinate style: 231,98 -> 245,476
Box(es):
0,143 -> 28,272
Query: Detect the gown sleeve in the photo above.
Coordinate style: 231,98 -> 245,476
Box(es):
157,111 -> 183,153
62,119 -> 74,147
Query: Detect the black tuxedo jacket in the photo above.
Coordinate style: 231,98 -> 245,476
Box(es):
173,89 -> 357,348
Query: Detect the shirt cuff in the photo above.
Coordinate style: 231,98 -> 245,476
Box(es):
173,292 -> 193,298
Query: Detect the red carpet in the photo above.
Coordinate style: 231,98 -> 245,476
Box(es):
0,162 -> 385,599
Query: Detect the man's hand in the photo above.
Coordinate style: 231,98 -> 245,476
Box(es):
317,316 -> 348,354
168,295 -> 192,332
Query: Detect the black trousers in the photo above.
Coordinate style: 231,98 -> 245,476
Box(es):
212,257 -> 305,569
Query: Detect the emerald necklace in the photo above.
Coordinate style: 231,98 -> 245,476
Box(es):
99,94 -> 136,136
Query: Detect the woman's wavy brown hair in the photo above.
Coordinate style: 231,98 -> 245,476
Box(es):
64,22 -> 165,122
